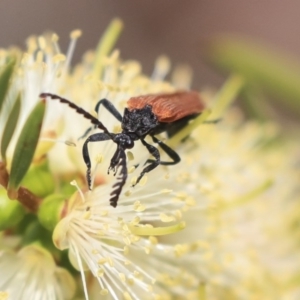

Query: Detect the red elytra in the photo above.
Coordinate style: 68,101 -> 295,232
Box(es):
127,91 -> 205,122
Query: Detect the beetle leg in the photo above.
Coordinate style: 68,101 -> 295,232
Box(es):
79,99 -> 123,140
133,139 -> 160,186
108,145 -> 123,176
82,132 -> 113,189
109,149 -> 127,207
78,125 -> 97,140
144,135 -> 181,166
95,99 -> 123,122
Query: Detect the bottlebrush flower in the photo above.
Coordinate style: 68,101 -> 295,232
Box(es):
0,19 -> 299,300
0,245 -> 75,300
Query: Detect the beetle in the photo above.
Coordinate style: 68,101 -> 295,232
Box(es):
40,91 -> 206,207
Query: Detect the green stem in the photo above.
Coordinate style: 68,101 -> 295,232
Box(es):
210,74 -> 244,119
93,18 -> 123,79
167,109 -> 211,148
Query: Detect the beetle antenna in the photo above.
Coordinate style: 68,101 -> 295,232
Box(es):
40,93 -> 111,136
82,132 -> 113,190
109,149 -> 127,207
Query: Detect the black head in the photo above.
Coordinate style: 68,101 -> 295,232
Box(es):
122,105 -> 159,137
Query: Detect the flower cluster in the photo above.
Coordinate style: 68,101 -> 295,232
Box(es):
0,20 -> 299,300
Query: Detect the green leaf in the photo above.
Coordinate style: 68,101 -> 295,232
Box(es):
0,57 -> 17,113
7,99 -> 46,198
208,36 -> 300,116
1,93 -> 21,162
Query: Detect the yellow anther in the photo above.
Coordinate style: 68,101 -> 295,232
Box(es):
70,29 -> 82,39
160,213 -> 175,223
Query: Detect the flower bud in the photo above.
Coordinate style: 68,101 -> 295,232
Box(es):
21,161 -> 55,197
0,188 -> 25,230
38,194 -> 66,231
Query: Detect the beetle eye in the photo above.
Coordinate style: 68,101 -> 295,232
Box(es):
150,114 -> 156,121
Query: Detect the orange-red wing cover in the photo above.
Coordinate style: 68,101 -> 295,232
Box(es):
127,91 -> 205,122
